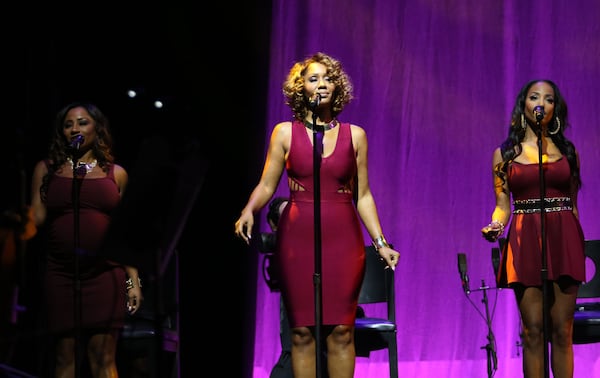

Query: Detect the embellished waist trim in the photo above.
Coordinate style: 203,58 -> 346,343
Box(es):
513,197 -> 572,214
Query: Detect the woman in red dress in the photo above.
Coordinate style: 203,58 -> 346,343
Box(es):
31,102 -> 142,377
235,52 -> 400,378
481,80 -> 585,378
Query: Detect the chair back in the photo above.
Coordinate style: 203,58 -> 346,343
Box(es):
573,239 -> 600,344
578,240 -> 600,298
358,246 -> 396,321
354,246 -> 398,378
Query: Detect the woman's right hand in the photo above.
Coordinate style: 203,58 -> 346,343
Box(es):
234,212 -> 254,245
481,220 -> 504,242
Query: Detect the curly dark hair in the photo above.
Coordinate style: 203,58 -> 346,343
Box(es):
496,79 -> 581,190
282,52 -> 353,121
46,101 -> 115,173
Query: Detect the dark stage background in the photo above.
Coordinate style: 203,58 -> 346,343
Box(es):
2,2 -> 271,377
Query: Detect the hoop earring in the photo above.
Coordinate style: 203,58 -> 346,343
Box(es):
549,117 -> 560,135
521,113 -> 526,130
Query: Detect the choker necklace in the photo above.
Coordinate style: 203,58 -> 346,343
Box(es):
304,119 -> 338,131
67,157 -> 97,173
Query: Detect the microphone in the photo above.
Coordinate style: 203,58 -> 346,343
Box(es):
457,253 -> 470,294
68,135 -> 84,151
533,106 -> 544,122
308,92 -> 321,110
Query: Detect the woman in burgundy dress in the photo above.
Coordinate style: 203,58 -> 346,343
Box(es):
30,102 -> 142,377
235,52 -> 400,377
481,80 -> 585,378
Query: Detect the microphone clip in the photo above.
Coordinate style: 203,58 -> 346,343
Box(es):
68,135 -> 85,152
308,93 -> 321,110
533,106 -> 545,123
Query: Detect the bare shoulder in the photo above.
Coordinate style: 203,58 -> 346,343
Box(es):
32,160 -> 48,176
112,163 -> 128,178
272,121 -> 293,137
349,123 -> 367,142
112,163 -> 129,190
270,121 -> 293,149
492,146 -> 502,158
492,147 -> 503,165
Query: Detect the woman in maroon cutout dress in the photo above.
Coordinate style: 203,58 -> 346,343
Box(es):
235,52 -> 400,378
481,80 -> 585,378
30,102 -> 142,377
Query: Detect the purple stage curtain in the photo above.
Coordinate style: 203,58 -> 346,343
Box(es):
251,1 -> 600,377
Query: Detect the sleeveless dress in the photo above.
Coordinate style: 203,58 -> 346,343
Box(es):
43,161 -> 127,333
276,120 -> 366,328
498,157 -> 585,287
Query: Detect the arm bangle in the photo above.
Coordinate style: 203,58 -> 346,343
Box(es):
372,235 -> 390,251
126,277 -> 142,291
490,220 -> 505,236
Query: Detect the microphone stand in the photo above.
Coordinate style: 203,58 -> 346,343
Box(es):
535,121 -> 550,378
71,155 -> 85,378
477,280 -> 498,378
459,257 -> 497,378
310,110 -> 324,378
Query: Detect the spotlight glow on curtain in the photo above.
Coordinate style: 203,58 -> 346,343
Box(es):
251,1 -> 600,377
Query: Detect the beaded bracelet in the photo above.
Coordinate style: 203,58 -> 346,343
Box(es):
372,235 -> 390,251
488,220 -> 505,236
126,277 -> 142,291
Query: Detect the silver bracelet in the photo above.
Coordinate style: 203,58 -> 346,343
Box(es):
126,277 -> 142,291
372,235 -> 390,251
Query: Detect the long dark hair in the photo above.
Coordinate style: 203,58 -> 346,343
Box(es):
496,79 -> 581,190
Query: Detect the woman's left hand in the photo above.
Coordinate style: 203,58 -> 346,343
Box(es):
377,246 -> 400,271
127,286 -> 143,314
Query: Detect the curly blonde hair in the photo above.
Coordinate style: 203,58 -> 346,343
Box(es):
282,52 -> 353,121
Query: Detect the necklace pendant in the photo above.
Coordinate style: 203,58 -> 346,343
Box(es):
67,158 -> 98,174
304,119 -> 338,131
